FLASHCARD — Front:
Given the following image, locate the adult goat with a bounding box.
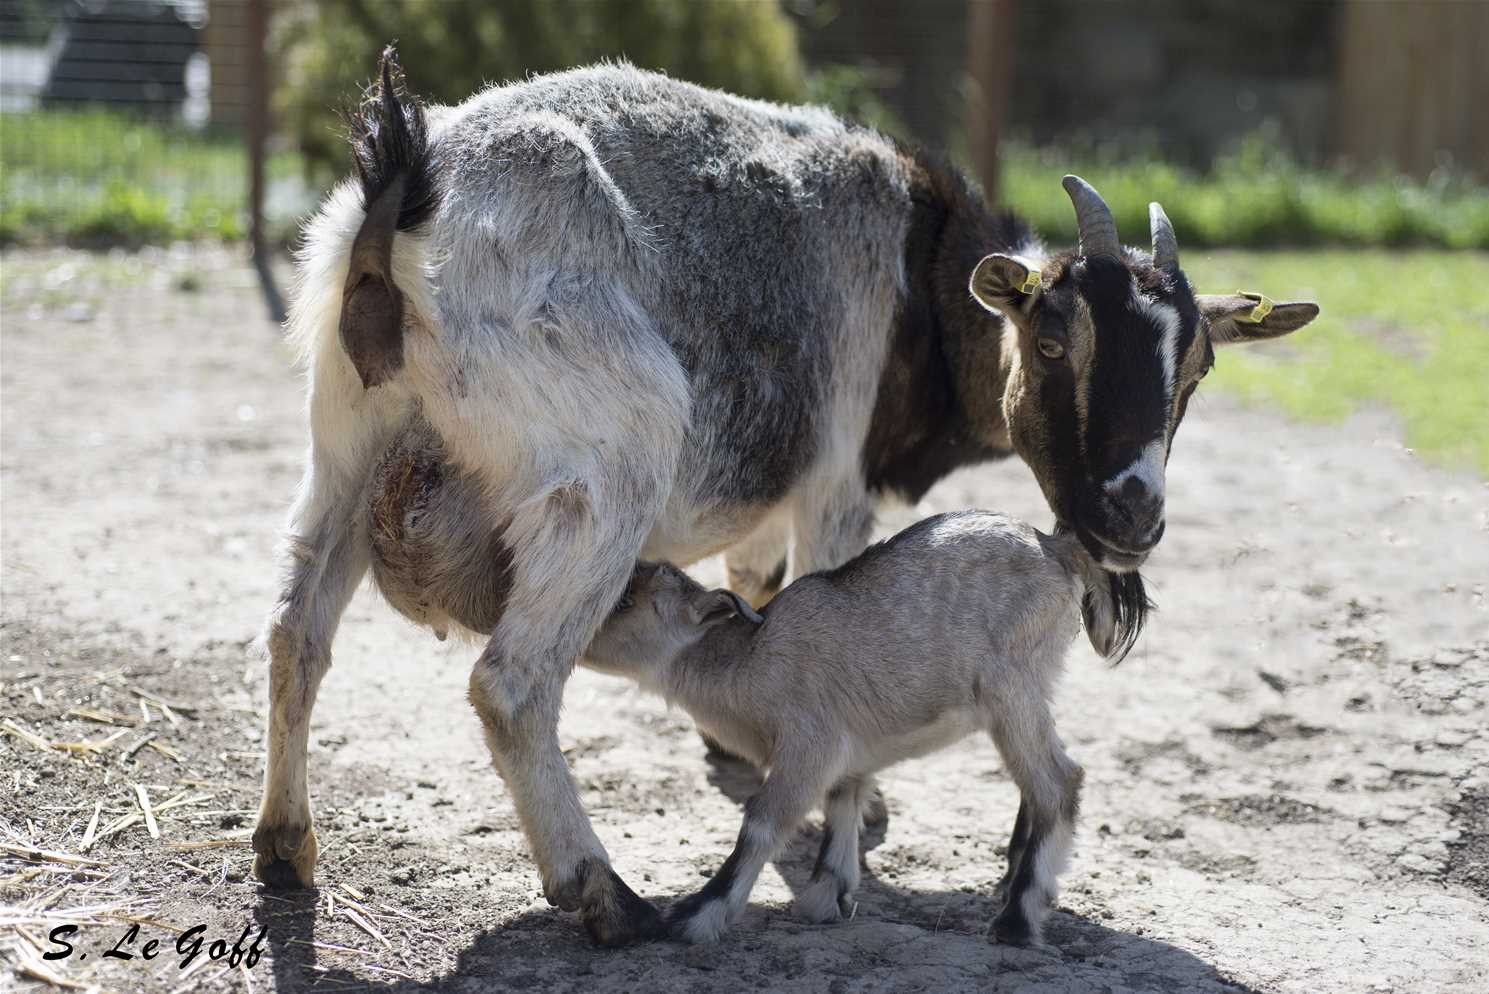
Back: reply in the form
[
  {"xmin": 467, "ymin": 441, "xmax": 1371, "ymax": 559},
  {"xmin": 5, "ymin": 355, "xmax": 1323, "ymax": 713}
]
[{"xmin": 253, "ymin": 50, "xmax": 1319, "ymax": 945}]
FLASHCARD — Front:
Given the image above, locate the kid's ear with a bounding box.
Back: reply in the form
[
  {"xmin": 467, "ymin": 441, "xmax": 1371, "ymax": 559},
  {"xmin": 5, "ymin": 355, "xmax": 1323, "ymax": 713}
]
[
  {"xmin": 687, "ymin": 589, "xmax": 764, "ymax": 628},
  {"xmin": 1198, "ymin": 292, "xmax": 1319, "ymax": 346},
  {"xmin": 969, "ymin": 254, "xmax": 1042, "ymax": 313}
]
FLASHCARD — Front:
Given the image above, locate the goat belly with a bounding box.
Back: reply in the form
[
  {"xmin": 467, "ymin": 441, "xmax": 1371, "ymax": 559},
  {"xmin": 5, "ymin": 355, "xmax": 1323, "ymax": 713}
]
[{"xmin": 852, "ymin": 707, "xmax": 983, "ymax": 772}]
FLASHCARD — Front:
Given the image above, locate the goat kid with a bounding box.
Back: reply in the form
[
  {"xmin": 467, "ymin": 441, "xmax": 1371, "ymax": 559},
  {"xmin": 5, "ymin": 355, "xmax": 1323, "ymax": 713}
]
[{"xmin": 584, "ymin": 511, "xmax": 1145, "ymax": 946}]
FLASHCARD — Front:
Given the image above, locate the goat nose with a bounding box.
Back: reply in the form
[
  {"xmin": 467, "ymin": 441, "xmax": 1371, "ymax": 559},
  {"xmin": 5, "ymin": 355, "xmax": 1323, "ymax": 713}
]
[
  {"xmin": 1119, "ymin": 475, "xmax": 1148, "ymax": 506},
  {"xmin": 1112, "ymin": 475, "xmax": 1164, "ymax": 535}
]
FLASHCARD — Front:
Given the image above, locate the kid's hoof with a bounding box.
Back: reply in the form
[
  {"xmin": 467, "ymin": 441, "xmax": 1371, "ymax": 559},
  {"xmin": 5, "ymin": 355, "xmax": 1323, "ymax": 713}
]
[
  {"xmin": 862, "ymin": 787, "xmax": 890, "ymax": 829},
  {"xmin": 577, "ymin": 860, "xmax": 666, "ymax": 946},
  {"xmin": 667, "ymin": 893, "xmax": 730, "ymax": 944},
  {"xmin": 795, "ymin": 877, "xmax": 853, "ymax": 924},
  {"xmin": 251, "ymin": 822, "xmax": 318, "ymax": 890}
]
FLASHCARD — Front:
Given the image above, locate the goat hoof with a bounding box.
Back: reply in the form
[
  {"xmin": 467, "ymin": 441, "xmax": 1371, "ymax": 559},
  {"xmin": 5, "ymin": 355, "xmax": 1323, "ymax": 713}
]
[
  {"xmin": 989, "ymin": 907, "xmax": 1037, "ymax": 947},
  {"xmin": 795, "ymin": 877, "xmax": 847, "ymax": 924},
  {"xmin": 542, "ymin": 872, "xmax": 584, "ymax": 912},
  {"xmin": 862, "ymin": 787, "xmax": 890, "ymax": 829},
  {"xmin": 251, "ymin": 822, "xmax": 318, "ymax": 889},
  {"xmin": 667, "ymin": 893, "xmax": 730, "ymax": 944},
  {"xmin": 577, "ymin": 861, "xmax": 665, "ymax": 946}
]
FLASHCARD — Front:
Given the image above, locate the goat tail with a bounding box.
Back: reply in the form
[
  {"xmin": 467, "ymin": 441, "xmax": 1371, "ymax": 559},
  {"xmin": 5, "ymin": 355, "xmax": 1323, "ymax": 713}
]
[
  {"xmin": 336, "ymin": 45, "xmax": 438, "ymax": 389},
  {"xmin": 347, "ymin": 45, "xmax": 438, "ymax": 234},
  {"xmin": 1053, "ymin": 528, "xmax": 1154, "ymax": 664}
]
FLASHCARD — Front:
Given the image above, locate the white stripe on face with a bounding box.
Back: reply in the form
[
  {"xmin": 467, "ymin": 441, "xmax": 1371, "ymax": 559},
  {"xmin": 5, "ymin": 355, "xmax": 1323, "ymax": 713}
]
[
  {"xmin": 1132, "ymin": 289, "xmax": 1181, "ymax": 402},
  {"xmin": 1103, "ymin": 438, "xmax": 1167, "ymax": 504}
]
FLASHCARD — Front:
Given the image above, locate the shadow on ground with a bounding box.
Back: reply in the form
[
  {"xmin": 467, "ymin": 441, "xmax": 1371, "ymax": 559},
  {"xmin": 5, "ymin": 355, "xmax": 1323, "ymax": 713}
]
[
  {"xmin": 253, "ymin": 751, "xmax": 1256, "ymax": 994},
  {"xmin": 253, "ymin": 880, "xmax": 1257, "ymax": 994}
]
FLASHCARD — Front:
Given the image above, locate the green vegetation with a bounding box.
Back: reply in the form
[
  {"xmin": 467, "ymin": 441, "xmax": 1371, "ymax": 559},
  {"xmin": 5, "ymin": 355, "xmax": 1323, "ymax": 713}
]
[
  {"xmin": 0, "ymin": 110, "xmax": 302, "ymax": 246},
  {"xmin": 999, "ymin": 133, "xmax": 1489, "ymax": 251},
  {"xmin": 7, "ymin": 98, "xmax": 1484, "ymax": 252},
  {"xmin": 1185, "ymin": 250, "xmax": 1489, "ymax": 476},
  {"xmin": 276, "ymin": 0, "xmax": 807, "ymax": 174}
]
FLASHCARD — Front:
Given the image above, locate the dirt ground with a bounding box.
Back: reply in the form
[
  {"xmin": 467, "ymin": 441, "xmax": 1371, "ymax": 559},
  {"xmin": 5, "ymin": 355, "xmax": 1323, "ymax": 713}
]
[{"xmin": 2, "ymin": 245, "xmax": 1486, "ymax": 994}]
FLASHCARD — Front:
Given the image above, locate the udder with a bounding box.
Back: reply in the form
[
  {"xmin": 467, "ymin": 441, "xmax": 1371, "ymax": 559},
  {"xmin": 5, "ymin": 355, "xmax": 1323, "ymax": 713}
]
[{"xmin": 366, "ymin": 419, "xmax": 513, "ymax": 637}]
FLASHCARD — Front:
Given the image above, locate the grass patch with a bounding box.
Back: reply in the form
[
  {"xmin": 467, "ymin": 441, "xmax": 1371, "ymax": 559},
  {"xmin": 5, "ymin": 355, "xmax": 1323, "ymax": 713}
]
[
  {"xmin": 1000, "ymin": 134, "xmax": 1489, "ymax": 251},
  {"xmin": 1184, "ymin": 249, "xmax": 1489, "ymax": 476},
  {"xmin": 0, "ymin": 110, "xmax": 305, "ymax": 246},
  {"xmin": 5, "ymin": 107, "xmax": 1487, "ymax": 252}
]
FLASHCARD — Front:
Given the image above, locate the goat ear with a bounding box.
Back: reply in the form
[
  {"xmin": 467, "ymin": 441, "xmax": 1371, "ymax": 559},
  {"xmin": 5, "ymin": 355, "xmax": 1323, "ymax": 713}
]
[
  {"xmin": 969, "ymin": 253, "xmax": 1041, "ymax": 313},
  {"xmin": 1198, "ymin": 293, "xmax": 1319, "ymax": 346},
  {"xmin": 688, "ymin": 589, "xmax": 763, "ymax": 628}
]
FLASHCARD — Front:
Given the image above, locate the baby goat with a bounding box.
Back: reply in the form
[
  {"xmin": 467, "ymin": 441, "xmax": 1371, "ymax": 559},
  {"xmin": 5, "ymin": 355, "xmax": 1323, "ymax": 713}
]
[{"xmin": 584, "ymin": 510, "xmax": 1147, "ymax": 945}]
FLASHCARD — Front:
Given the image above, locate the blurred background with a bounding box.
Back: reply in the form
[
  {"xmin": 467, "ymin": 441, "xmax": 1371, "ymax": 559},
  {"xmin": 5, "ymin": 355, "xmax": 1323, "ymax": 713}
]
[{"xmin": 1, "ymin": 0, "xmax": 1486, "ymax": 473}]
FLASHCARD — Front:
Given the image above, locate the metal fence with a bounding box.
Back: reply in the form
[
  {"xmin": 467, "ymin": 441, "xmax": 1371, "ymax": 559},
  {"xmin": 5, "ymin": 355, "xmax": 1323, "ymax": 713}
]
[{"xmin": 0, "ymin": 0, "xmax": 287, "ymax": 257}]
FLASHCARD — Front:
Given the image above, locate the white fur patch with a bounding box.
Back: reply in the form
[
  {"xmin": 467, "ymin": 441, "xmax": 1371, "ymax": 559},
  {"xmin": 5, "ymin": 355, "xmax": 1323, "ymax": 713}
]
[
  {"xmin": 1132, "ymin": 289, "xmax": 1181, "ymax": 402},
  {"xmin": 1104, "ymin": 438, "xmax": 1167, "ymax": 506},
  {"xmin": 681, "ymin": 898, "xmax": 732, "ymax": 944},
  {"xmin": 1019, "ymin": 815, "xmax": 1075, "ymax": 942}
]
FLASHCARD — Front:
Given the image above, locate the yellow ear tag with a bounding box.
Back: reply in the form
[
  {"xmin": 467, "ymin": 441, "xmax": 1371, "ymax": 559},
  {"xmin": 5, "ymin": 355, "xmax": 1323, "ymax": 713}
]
[
  {"xmin": 1236, "ymin": 291, "xmax": 1274, "ymax": 324},
  {"xmin": 1019, "ymin": 268, "xmax": 1042, "ymax": 295}
]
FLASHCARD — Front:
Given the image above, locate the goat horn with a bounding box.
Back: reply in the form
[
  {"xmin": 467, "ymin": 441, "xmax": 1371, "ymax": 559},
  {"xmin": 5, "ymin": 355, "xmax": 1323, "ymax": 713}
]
[
  {"xmin": 1149, "ymin": 202, "xmax": 1179, "ymax": 270},
  {"xmin": 1062, "ymin": 175, "xmax": 1121, "ymax": 259}
]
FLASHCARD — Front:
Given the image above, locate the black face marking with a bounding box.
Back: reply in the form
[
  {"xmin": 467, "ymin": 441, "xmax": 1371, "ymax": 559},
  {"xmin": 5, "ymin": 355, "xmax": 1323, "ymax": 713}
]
[
  {"xmin": 1077, "ymin": 257, "xmax": 1174, "ymax": 479},
  {"xmin": 1009, "ymin": 252, "xmax": 1205, "ymax": 567}
]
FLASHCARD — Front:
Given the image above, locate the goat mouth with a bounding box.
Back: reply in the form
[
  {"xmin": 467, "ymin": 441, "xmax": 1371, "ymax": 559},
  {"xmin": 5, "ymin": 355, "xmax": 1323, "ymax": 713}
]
[{"xmin": 1069, "ymin": 521, "xmax": 1156, "ymax": 572}]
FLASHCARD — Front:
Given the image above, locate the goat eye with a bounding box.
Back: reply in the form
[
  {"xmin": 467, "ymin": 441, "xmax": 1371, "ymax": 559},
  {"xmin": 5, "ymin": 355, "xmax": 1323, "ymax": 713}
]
[{"xmin": 1037, "ymin": 338, "xmax": 1066, "ymax": 360}]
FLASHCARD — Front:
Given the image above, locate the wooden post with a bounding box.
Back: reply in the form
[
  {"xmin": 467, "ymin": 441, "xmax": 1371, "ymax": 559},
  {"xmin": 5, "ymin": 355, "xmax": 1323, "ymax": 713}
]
[
  {"xmin": 246, "ymin": 0, "xmax": 268, "ymax": 258},
  {"xmin": 1332, "ymin": 0, "xmax": 1489, "ymax": 178},
  {"xmin": 965, "ymin": 0, "xmax": 1019, "ymax": 204},
  {"xmin": 244, "ymin": 0, "xmax": 283, "ymax": 321}
]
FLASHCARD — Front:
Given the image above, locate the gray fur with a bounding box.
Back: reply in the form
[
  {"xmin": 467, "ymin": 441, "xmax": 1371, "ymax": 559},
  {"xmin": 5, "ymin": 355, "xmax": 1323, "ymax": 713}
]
[
  {"xmin": 428, "ymin": 66, "xmax": 910, "ymax": 525},
  {"xmin": 584, "ymin": 510, "xmax": 1103, "ymax": 945}
]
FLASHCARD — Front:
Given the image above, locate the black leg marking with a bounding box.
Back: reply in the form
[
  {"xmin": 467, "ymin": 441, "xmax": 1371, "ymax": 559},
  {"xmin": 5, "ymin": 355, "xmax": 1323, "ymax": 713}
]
[
  {"xmin": 994, "ymin": 799, "xmax": 1030, "ymax": 903},
  {"xmin": 810, "ymin": 823, "xmax": 836, "ymax": 881},
  {"xmin": 991, "ymin": 811, "xmax": 1050, "ymax": 946},
  {"xmin": 667, "ymin": 844, "xmax": 744, "ymax": 930}
]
